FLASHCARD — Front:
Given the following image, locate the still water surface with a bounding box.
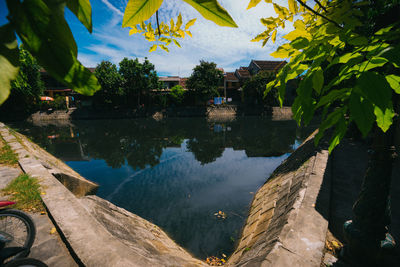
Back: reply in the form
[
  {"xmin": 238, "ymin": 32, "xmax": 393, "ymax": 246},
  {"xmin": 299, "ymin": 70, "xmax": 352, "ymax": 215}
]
[{"xmin": 12, "ymin": 117, "xmax": 310, "ymax": 259}]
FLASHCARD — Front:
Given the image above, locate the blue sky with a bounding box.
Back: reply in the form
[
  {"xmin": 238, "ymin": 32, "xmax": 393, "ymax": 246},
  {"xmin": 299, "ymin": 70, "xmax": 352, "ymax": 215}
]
[{"xmin": 0, "ymin": 0, "xmax": 292, "ymax": 76}]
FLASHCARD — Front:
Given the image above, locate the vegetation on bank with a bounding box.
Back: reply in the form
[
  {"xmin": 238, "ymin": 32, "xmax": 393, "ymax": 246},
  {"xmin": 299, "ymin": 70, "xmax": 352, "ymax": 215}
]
[
  {"xmin": 2, "ymin": 173, "xmax": 45, "ymax": 212},
  {"xmin": 0, "ymin": 137, "xmax": 18, "ymax": 166}
]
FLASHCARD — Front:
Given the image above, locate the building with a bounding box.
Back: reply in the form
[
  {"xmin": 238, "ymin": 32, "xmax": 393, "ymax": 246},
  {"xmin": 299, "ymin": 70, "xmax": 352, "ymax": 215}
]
[
  {"xmin": 247, "ymin": 60, "xmax": 286, "ymax": 75},
  {"xmin": 159, "ymin": 76, "xmax": 181, "ymax": 89}
]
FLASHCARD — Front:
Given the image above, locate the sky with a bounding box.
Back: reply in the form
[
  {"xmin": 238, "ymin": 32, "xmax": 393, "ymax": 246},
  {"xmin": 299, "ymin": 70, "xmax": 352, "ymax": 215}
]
[{"xmin": 0, "ymin": 0, "xmax": 293, "ymax": 76}]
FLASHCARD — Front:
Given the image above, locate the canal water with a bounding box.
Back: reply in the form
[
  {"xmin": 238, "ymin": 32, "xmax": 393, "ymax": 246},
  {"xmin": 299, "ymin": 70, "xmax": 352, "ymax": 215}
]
[{"xmin": 11, "ymin": 117, "xmax": 311, "ymax": 259}]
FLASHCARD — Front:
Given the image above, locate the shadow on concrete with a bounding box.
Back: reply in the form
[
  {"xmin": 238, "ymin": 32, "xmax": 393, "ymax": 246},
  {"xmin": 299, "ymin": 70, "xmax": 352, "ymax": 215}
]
[{"xmin": 315, "ymin": 138, "xmax": 400, "ymax": 266}]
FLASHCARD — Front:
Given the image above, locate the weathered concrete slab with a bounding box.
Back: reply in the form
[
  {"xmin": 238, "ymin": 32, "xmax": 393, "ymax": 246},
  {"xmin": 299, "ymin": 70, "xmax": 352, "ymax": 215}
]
[
  {"xmin": 227, "ymin": 133, "xmax": 330, "ymax": 267},
  {"xmin": 0, "ymin": 166, "xmax": 21, "ymax": 190},
  {"xmin": 1, "ymin": 123, "xmax": 207, "ymax": 267}
]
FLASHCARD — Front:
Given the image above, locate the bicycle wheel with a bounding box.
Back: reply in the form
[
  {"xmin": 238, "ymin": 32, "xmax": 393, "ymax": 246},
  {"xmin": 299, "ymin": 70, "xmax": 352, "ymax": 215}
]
[
  {"xmin": 0, "ymin": 209, "xmax": 36, "ymax": 259},
  {"xmin": 3, "ymin": 258, "xmax": 48, "ymax": 267}
]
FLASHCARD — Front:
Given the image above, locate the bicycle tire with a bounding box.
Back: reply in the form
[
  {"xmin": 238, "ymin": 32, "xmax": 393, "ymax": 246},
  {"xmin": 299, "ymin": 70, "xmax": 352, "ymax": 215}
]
[
  {"xmin": 3, "ymin": 258, "xmax": 48, "ymax": 267},
  {"xmin": 0, "ymin": 209, "xmax": 36, "ymax": 259}
]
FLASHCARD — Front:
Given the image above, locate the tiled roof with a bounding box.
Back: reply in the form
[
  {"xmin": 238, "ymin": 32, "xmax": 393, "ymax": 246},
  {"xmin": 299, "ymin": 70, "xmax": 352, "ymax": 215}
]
[
  {"xmin": 239, "ymin": 66, "xmax": 249, "ymax": 70},
  {"xmin": 159, "ymin": 76, "xmax": 181, "ymax": 82},
  {"xmin": 225, "ymin": 72, "xmax": 239, "ymax": 82},
  {"xmin": 252, "ymin": 60, "xmax": 286, "ymax": 72},
  {"xmin": 235, "ymin": 69, "xmax": 251, "ymax": 79}
]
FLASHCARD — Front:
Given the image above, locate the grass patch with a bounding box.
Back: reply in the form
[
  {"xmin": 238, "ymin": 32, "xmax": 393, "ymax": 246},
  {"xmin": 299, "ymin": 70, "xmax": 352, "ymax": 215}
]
[
  {"xmin": 0, "ymin": 138, "xmax": 18, "ymax": 166},
  {"xmin": 2, "ymin": 174, "xmax": 45, "ymax": 212}
]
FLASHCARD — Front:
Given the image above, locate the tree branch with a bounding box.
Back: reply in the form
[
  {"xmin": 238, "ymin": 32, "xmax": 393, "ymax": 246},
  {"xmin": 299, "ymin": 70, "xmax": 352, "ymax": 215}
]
[
  {"xmin": 296, "ymin": 0, "xmax": 342, "ymax": 28},
  {"xmin": 156, "ymin": 10, "xmax": 161, "ymax": 37},
  {"xmin": 314, "ymin": 0, "xmax": 328, "ymax": 13}
]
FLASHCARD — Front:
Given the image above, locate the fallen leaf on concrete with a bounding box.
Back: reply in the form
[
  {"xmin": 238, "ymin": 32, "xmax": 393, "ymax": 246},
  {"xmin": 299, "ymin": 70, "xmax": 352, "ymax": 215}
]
[
  {"xmin": 40, "ymin": 211, "xmax": 46, "ymax": 215},
  {"xmin": 50, "ymin": 227, "xmax": 57, "ymax": 234}
]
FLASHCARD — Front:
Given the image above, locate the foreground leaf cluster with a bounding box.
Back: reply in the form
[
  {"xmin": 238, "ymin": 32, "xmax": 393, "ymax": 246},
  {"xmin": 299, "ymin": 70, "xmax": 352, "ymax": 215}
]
[
  {"xmin": 1, "ymin": 0, "xmax": 100, "ymax": 105},
  {"xmin": 250, "ymin": 0, "xmax": 400, "ymax": 152},
  {"xmin": 123, "ymin": 0, "xmax": 237, "ymax": 52}
]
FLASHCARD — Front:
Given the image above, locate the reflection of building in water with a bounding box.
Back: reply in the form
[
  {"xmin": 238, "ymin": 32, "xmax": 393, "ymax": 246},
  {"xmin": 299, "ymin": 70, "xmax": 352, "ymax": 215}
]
[{"xmin": 46, "ymin": 128, "xmax": 89, "ymax": 162}]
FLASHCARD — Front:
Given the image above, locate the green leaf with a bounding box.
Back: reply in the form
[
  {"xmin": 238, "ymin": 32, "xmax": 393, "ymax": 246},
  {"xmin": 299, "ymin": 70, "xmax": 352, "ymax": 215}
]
[
  {"xmin": 122, "ymin": 0, "xmax": 164, "ymax": 27},
  {"xmin": 330, "ymin": 52, "xmax": 363, "ymax": 65},
  {"xmin": 185, "ymin": 18, "xmax": 197, "ymax": 29},
  {"xmin": 182, "ymin": 0, "xmax": 238, "ymax": 27},
  {"xmin": 312, "ymin": 67, "xmax": 324, "ymax": 94},
  {"xmin": 374, "ymin": 106, "xmax": 394, "ymax": 132},
  {"xmin": 0, "ymin": 24, "xmax": 19, "ymax": 105},
  {"xmin": 271, "ymin": 30, "xmax": 277, "ymax": 43},
  {"xmin": 149, "ymin": 44, "xmax": 157, "ymax": 52},
  {"xmin": 315, "ymin": 107, "xmax": 345, "ymax": 146},
  {"xmin": 349, "ymin": 92, "xmax": 374, "ymax": 137},
  {"xmin": 357, "ymin": 57, "xmax": 388, "ymax": 71},
  {"xmin": 176, "ymin": 13, "xmax": 183, "ymax": 29},
  {"xmin": 247, "ymin": 0, "xmax": 262, "ymax": 9},
  {"xmin": 64, "ymin": 61, "xmax": 100, "ymax": 95},
  {"xmin": 67, "ymin": 0, "xmax": 92, "ymax": 33},
  {"xmin": 173, "ymin": 39, "xmax": 181, "ymax": 48},
  {"xmin": 328, "ymin": 116, "xmax": 347, "ymax": 154},
  {"xmin": 160, "ymin": 45, "xmax": 169, "ymax": 52},
  {"xmin": 288, "ymin": 0, "xmax": 298, "ymax": 14},
  {"xmin": 273, "ymin": 3, "xmax": 288, "ymax": 19},
  {"xmin": 316, "ymin": 88, "xmax": 350, "ymax": 108},
  {"xmin": 291, "ymin": 37, "xmax": 309, "ymax": 49},
  {"xmin": 356, "ymin": 72, "xmax": 392, "ymax": 111},
  {"xmin": 385, "ymin": 75, "xmax": 400, "ymax": 94},
  {"xmin": 270, "ymin": 44, "xmax": 292, "ymax": 58},
  {"xmin": 380, "ymin": 44, "xmax": 400, "ymax": 68},
  {"xmin": 7, "ymin": 0, "xmax": 100, "ymax": 96},
  {"xmin": 348, "ymin": 35, "xmax": 368, "ymax": 46}
]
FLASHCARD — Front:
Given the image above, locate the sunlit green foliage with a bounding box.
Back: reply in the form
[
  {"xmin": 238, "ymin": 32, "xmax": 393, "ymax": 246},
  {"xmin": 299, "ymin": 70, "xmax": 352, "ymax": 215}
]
[
  {"xmin": 94, "ymin": 61, "xmax": 123, "ymax": 107},
  {"xmin": 242, "ymin": 71, "xmax": 278, "ymax": 106},
  {"xmin": 119, "ymin": 57, "xmax": 160, "ymax": 107},
  {"xmin": 129, "ymin": 14, "xmax": 197, "ymax": 52},
  {"xmin": 3, "ymin": 48, "xmax": 44, "ymax": 113},
  {"xmin": 170, "ymin": 85, "xmax": 186, "ymax": 105},
  {"xmin": 123, "ymin": 0, "xmax": 237, "ymax": 52},
  {"xmin": 249, "ymin": 0, "xmax": 400, "ymax": 153},
  {"xmin": 186, "ymin": 61, "xmax": 224, "ymax": 104},
  {"xmin": 1, "ymin": 0, "xmax": 99, "ymax": 106}
]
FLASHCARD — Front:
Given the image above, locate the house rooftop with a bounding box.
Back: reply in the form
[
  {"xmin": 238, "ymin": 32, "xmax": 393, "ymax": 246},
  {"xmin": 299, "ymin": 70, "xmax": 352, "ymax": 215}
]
[
  {"xmin": 235, "ymin": 69, "xmax": 251, "ymax": 79},
  {"xmin": 251, "ymin": 60, "xmax": 286, "ymax": 72},
  {"xmin": 225, "ymin": 72, "xmax": 239, "ymax": 82}
]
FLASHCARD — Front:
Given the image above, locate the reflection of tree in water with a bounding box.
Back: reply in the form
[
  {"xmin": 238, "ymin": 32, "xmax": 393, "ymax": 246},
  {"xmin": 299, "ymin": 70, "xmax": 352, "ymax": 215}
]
[
  {"xmin": 186, "ymin": 137, "xmax": 225, "ymax": 165},
  {"xmin": 13, "ymin": 117, "xmax": 311, "ymax": 169}
]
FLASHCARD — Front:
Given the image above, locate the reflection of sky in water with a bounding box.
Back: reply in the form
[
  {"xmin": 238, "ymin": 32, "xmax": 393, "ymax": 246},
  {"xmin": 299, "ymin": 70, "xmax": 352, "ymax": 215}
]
[
  {"xmin": 11, "ymin": 117, "xmax": 315, "ymax": 259},
  {"xmin": 67, "ymin": 140, "xmax": 289, "ymax": 258}
]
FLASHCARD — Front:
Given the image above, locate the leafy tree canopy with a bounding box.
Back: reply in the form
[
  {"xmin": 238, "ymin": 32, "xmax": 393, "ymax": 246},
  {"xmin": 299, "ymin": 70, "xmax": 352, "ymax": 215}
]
[
  {"xmin": 243, "ymin": 71, "xmax": 278, "ymax": 106},
  {"xmin": 186, "ymin": 60, "xmax": 224, "ymax": 103},
  {"xmin": 93, "ymin": 61, "xmax": 123, "ymax": 106},
  {"xmin": 170, "ymin": 85, "xmax": 186, "ymax": 104},
  {"xmin": 1, "ymin": 47, "xmax": 44, "ymax": 112},
  {"xmin": 249, "ymin": 0, "xmax": 400, "ymax": 152},
  {"xmin": 119, "ymin": 57, "xmax": 160, "ymax": 106}
]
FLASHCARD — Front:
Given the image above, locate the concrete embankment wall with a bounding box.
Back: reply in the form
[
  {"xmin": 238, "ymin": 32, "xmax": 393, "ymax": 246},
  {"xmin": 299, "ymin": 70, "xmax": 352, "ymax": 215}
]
[
  {"xmin": 0, "ymin": 122, "xmax": 329, "ymax": 267},
  {"xmin": 27, "ymin": 106, "xmax": 293, "ymax": 122}
]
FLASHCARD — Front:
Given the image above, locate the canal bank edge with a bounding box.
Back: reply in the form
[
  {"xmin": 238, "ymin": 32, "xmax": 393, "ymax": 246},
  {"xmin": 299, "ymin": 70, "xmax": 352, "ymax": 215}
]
[
  {"xmin": 0, "ymin": 122, "xmax": 329, "ymax": 267},
  {"xmin": 26, "ymin": 106, "xmax": 293, "ymax": 122}
]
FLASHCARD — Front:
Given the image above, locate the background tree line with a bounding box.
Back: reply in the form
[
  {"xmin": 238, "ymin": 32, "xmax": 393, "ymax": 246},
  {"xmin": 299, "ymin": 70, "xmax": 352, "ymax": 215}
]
[{"xmin": 0, "ymin": 48, "xmax": 282, "ymax": 117}]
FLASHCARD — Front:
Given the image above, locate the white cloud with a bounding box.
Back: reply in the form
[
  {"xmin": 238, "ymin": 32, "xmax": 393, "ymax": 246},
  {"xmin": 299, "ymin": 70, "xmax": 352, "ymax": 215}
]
[{"xmin": 80, "ymin": 0, "xmax": 292, "ymax": 76}]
